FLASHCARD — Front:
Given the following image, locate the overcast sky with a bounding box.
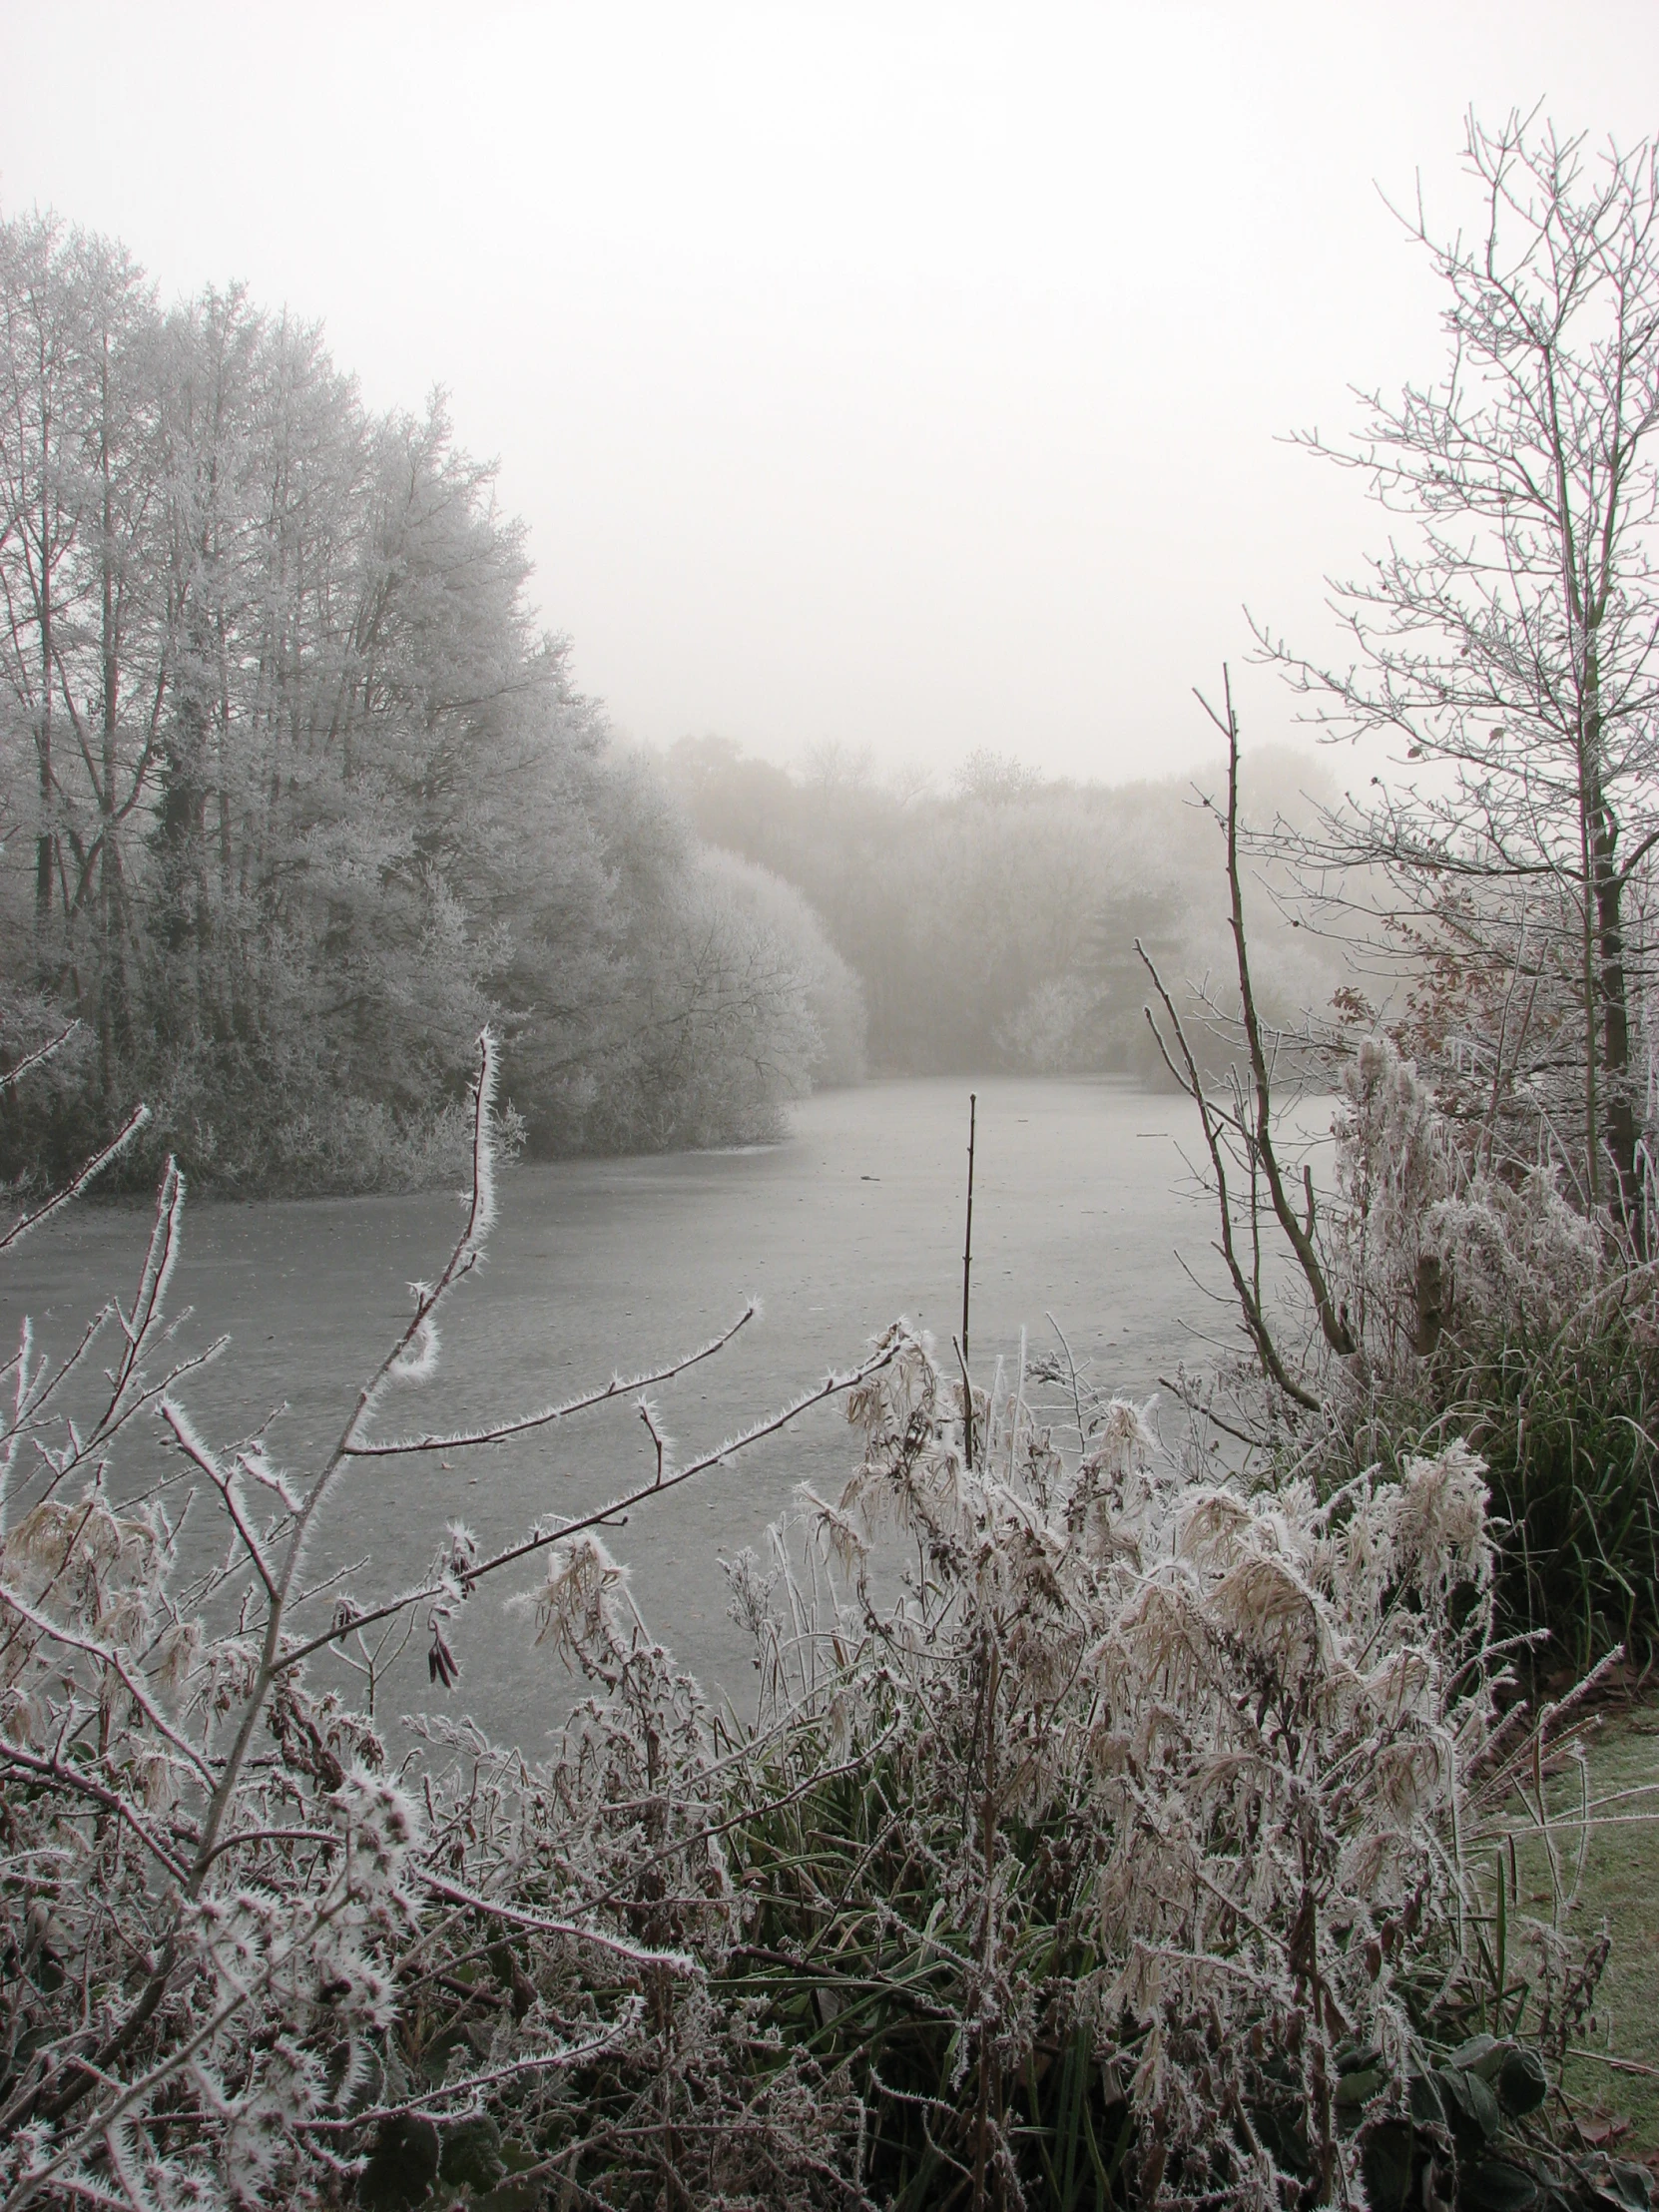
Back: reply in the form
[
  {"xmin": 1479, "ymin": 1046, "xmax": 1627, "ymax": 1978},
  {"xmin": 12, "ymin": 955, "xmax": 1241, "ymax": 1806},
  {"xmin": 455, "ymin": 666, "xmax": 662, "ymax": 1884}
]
[{"xmin": 3, "ymin": 2, "xmax": 1657, "ymax": 784}]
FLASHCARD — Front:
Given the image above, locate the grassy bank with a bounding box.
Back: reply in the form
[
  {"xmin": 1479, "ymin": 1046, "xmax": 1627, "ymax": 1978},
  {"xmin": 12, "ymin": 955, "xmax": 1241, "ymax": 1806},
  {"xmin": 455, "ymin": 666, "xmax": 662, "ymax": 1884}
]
[{"xmin": 1497, "ymin": 1707, "xmax": 1659, "ymax": 2156}]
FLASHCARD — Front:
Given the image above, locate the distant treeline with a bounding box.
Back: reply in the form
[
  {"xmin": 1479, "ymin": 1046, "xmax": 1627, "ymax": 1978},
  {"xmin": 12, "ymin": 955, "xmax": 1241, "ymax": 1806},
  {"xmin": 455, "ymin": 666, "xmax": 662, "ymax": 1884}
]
[
  {"xmin": 666, "ymin": 738, "xmax": 1346, "ymax": 1080},
  {"xmin": 0, "ymin": 215, "xmax": 860, "ymax": 1190}
]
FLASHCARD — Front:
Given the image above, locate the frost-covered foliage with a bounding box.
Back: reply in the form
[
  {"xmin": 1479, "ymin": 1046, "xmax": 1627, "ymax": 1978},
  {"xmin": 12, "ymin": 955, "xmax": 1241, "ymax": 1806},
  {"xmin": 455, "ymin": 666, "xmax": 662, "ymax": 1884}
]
[
  {"xmin": 997, "ymin": 975, "xmax": 1109, "ymax": 1074},
  {"xmin": 1233, "ymin": 1033, "xmax": 1658, "ymax": 1670},
  {"xmin": 0, "ymin": 215, "xmax": 863, "ymax": 1195},
  {"xmin": 666, "ymin": 734, "xmax": 1349, "ymax": 1082},
  {"xmin": 0, "ymin": 1028, "xmax": 1617, "ymax": 2211},
  {"xmin": 568, "ymin": 845, "xmax": 866, "ymax": 1152},
  {"xmin": 1423, "ymin": 1175, "xmax": 1605, "ymax": 1348},
  {"xmin": 0, "ymin": 1028, "xmax": 894, "ymax": 2209},
  {"xmin": 695, "ymin": 849, "xmax": 868, "ymax": 1092},
  {"xmin": 709, "ymin": 1327, "xmax": 1556, "ymax": 2212},
  {"xmin": 1330, "ymin": 1035, "xmax": 1606, "ymax": 1373}
]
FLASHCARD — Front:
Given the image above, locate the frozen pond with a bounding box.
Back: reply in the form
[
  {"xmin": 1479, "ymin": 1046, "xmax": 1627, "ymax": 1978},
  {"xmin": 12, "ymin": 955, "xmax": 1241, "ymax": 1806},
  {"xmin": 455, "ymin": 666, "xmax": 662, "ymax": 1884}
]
[{"xmin": 3, "ymin": 1076, "xmax": 1247, "ymax": 1746}]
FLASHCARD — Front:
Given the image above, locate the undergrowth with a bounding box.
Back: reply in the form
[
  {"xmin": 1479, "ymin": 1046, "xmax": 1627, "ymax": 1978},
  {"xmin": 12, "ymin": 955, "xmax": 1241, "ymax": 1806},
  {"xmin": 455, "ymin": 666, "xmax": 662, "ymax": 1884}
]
[
  {"xmin": 0, "ymin": 1023, "xmax": 1649, "ymax": 2209},
  {"xmin": 1315, "ymin": 1036, "xmax": 1659, "ymax": 1682}
]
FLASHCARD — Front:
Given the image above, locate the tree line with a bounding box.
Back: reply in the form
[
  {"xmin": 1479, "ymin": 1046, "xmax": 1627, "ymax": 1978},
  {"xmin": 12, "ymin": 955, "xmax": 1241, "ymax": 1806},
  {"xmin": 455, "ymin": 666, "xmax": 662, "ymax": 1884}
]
[
  {"xmin": 0, "ymin": 207, "xmax": 1356, "ymax": 1204},
  {"xmin": 666, "ymin": 734, "xmax": 1348, "ymax": 1083},
  {"xmin": 0, "ymin": 215, "xmax": 861, "ymax": 1192}
]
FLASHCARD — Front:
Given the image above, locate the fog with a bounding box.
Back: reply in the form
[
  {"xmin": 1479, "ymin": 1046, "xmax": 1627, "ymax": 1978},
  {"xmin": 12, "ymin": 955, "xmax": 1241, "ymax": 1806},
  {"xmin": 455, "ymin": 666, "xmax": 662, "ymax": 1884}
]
[{"xmin": 4, "ymin": 1, "xmax": 1657, "ymax": 782}]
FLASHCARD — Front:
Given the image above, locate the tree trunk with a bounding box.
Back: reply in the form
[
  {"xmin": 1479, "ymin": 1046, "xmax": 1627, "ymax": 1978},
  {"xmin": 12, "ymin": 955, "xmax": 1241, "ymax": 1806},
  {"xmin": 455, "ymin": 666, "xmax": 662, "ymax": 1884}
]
[
  {"xmin": 97, "ymin": 325, "xmax": 130, "ymax": 1098},
  {"xmin": 1591, "ymin": 783, "xmax": 1642, "ymax": 1234},
  {"xmin": 34, "ymin": 722, "xmax": 53, "ymax": 939},
  {"xmin": 35, "ymin": 392, "xmax": 54, "ymax": 942}
]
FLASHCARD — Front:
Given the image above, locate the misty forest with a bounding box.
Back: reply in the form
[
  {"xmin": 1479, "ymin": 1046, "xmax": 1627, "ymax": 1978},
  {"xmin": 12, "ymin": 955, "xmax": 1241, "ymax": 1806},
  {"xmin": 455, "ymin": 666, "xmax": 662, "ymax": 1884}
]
[{"xmin": 8, "ymin": 99, "xmax": 1659, "ymax": 2212}]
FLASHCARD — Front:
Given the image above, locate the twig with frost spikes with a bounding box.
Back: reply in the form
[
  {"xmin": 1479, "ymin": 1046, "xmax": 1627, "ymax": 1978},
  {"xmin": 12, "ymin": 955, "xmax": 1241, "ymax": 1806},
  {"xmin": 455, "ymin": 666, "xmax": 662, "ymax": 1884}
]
[
  {"xmin": 293, "ymin": 2015, "xmax": 644, "ymax": 2132},
  {"xmin": 343, "ymin": 1303, "xmax": 756, "ymax": 1456},
  {"xmin": 0, "ymin": 1105, "xmax": 149, "ymax": 1256},
  {"xmin": 417, "ymin": 1873, "xmax": 698, "ymax": 1974},
  {"xmin": 1157, "ymin": 1372, "xmax": 1273, "ymax": 1453},
  {"xmin": 1043, "ymin": 1312, "xmax": 1090, "ymax": 1455},
  {"xmin": 0, "ymin": 1024, "xmax": 143, "ymax": 1251},
  {"xmin": 0, "ymin": 1876, "xmax": 389, "ymax": 2212},
  {"xmin": 276, "ymin": 1336, "xmax": 902, "ymax": 1672},
  {"xmin": 0, "ymin": 1310, "xmax": 116, "ymax": 1527},
  {"xmin": 12, "ymin": 1168, "xmax": 227, "ymax": 1517},
  {"xmin": 158, "ymin": 1402, "xmax": 277, "ymax": 1598},
  {"xmin": 0, "ymin": 1587, "xmax": 217, "ymax": 1784},
  {"xmin": 0, "ymin": 1167, "xmax": 205, "ymax": 1525},
  {"xmin": 0, "ymin": 1742, "xmax": 191, "ymax": 1882},
  {"xmin": 113, "ymin": 1159, "xmax": 185, "ymax": 1353},
  {"xmin": 0, "ymin": 1021, "xmax": 80, "ymax": 1097},
  {"xmin": 638, "ymin": 1398, "xmax": 670, "ymax": 1483},
  {"xmin": 180, "ymin": 1030, "xmax": 510, "ymax": 1898},
  {"xmin": 24, "ymin": 1336, "xmax": 226, "ymax": 1512}
]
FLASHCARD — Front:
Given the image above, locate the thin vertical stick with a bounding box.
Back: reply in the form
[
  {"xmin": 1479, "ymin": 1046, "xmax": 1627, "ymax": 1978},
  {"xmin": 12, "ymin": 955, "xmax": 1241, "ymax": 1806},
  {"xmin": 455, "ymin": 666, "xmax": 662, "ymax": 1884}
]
[
  {"xmin": 954, "ymin": 1337, "xmax": 975, "ymax": 1475},
  {"xmin": 961, "ymin": 1092, "xmax": 976, "ymax": 1365},
  {"xmin": 959, "ymin": 1092, "xmax": 978, "ymax": 1473},
  {"xmin": 1010, "ymin": 1324, "xmax": 1026, "ymax": 1484}
]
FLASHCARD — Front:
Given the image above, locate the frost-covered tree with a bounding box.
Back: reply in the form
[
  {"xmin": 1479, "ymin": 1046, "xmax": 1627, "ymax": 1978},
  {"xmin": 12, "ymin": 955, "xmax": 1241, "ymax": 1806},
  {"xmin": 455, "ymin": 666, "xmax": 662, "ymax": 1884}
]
[
  {"xmin": 0, "ymin": 216, "xmax": 852, "ymax": 1187},
  {"xmin": 1260, "ymin": 111, "xmax": 1659, "ymax": 1223}
]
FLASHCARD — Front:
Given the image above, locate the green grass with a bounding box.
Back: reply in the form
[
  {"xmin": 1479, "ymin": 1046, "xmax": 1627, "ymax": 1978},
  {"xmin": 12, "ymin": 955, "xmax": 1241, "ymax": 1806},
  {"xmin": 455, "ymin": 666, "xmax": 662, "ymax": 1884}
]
[
  {"xmin": 1498, "ymin": 1707, "xmax": 1659, "ymax": 2154},
  {"xmin": 1462, "ymin": 1330, "xmax": 1659, "ymax": 1676}
]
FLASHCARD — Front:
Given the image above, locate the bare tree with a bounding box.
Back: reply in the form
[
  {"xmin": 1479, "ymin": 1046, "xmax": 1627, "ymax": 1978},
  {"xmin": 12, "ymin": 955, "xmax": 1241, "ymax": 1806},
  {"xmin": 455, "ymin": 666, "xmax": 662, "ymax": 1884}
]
[
  {"xmin": 1139, "ymin": 672, "xmax": 1351, "ymax": 1418},
  {"xmin": 1257, "ymin": 109, "xmax": 1659, "ymax": 1225}
]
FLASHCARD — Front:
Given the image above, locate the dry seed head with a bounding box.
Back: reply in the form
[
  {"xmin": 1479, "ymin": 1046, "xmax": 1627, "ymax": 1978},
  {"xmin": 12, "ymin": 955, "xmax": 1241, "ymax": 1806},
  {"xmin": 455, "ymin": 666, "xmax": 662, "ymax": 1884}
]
[
  {"xmin": 154, "ymin": 1616, "xmax": 203, "ymax": 1694},
  {"xmin": 1390, "ymin": 1439, "xmax": 1491, "ymax": 1604},
  {"xmin": 519, "ymin": 1531, "xmax": 631, "ymax": 1669}
]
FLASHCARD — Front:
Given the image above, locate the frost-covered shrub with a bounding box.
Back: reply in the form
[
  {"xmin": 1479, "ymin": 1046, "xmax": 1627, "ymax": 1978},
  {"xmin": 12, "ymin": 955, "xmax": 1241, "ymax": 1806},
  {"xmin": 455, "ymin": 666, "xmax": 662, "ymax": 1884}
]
[
  {"xmin": 998, "ymin": 975, "xmax": 1109, "ymax": 1073},
  {"xmin": 1423, "ymin": 1169, "xmax": 1605, "ymax": 1345},
  {"xmin": 149, "ymin": 1060, "xmax": 505, "ymax": 1195},
  {"xmin": 0, "ymin": 1027, "xmax": 1615, "ymax": 2211},
  {"xmin": 1330, "ymin": 1034, "xmax": 1454, "ymax": 1363},
  {"xmin": 564, "ymin": 844, "xmax": 866, "ymax": 1154},
  {"xmin": 1309, "ymin": 1036, "xmax": 1659, "ymax": 1668},
  {"xmin": 707, "ymin": 1328, "xmax": 1566, "ymax": 2212},
  {"xmin": 697, "ymin": 848, "xmax": 868, "ymax": 1090},
  {"xmin": 1331, "ymin": 1035, "xmax": 1605, "ymax": 1369},
  {"xmin": 0, "ymin": 1029, "xmax": 893, "ymax": 2209}
]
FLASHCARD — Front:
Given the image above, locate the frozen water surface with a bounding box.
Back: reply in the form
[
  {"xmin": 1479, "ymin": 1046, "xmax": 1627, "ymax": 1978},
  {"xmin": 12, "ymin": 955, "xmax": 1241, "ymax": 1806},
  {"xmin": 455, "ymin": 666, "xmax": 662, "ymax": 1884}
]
[{"xmin": 2, "ymin": 1076, "xmax": 1243, "ymax": 1747}]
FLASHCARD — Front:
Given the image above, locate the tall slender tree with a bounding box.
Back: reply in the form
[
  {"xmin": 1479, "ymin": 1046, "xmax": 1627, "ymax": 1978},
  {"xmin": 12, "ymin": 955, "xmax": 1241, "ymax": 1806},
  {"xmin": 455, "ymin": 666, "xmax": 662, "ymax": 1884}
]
[{"xmin": 1260, "ymin": 110, "xmax": 1659, "ymax": 1223}]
